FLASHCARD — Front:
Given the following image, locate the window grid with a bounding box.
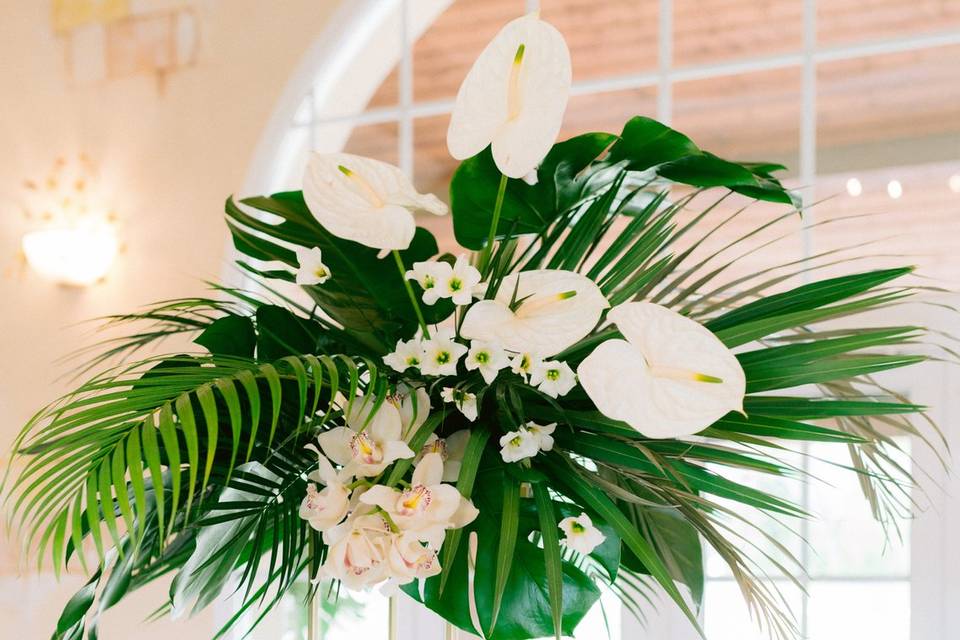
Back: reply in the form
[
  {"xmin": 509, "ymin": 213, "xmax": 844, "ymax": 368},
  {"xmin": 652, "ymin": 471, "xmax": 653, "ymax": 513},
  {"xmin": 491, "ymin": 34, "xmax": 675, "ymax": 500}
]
[{"xmin": 283, "ymin": 1, "xmax": 959, "ymax": 638}]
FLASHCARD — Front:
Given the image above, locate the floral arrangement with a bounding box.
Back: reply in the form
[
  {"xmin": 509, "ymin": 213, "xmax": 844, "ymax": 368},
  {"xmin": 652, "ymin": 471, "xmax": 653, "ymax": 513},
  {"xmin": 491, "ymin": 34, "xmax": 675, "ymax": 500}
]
[{"xmin": 4, "ymin": 12, "xmax": 943, "ymax": 640}]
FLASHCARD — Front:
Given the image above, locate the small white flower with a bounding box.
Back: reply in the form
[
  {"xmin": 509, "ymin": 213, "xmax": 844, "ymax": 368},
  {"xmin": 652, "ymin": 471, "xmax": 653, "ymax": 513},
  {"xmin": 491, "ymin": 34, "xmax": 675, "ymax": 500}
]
[
  {"xmin": 419, "ymin": 328, "xmax": 468, "ymax": 376},
  {"xmin": 383, "ymin": 338, "xmax": 424, "ymax": 372},
  {"xmin": 465, "ymin": 340, "xmax": 510, "ymax": 384},
  {"xmin": 441, "ymin": 387, "xmax": 479, "ymax": 422},
  {"xmin": 294, "ymin": 246, "xmax": 332, "ymax": 285},
  {"xmin": 524, "ymin": 421, "xmax": 556, "ymax": 452},
  {"xmin": 499, "ymin": 429, "xmax": 540, "ymax": 463},
  {"xmin": 530, "ymin": 360, "xmax": 576, "ymax": 398},
  {"xmin": 559, "ymin": 512, "xmax": 606, "ymax": 555},
  {"xmin": 510, "ymin": 351, "xmax": 542, "ymax": 382},
  {"xmin": 406, "ymin": 261, "xmax": 452, "ymax": 305},
  {"xmin": 443, "ymin": 255, "xmax": 483, "ymax": 306}
]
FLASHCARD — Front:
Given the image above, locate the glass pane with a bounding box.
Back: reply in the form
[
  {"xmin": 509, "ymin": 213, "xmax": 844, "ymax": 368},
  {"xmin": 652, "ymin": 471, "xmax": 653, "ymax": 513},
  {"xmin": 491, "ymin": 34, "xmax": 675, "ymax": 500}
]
[
  {"xmin": 541, "ymin": 0, "xmax": 658, "ymax": 80},
  {"xmin": 413, "ymin": 0, "xmax": 526, "ymax": 103},
  {"xmin": 673, "ymin": 67, "xmax": 803, "ymax": 177},
  {"xmin": 674, "ymin": 0, "xmax": 804, "ymax": 66},
  {"xmin": 704, "ymin": 580, "xmax": 802, "ymax": 640},
  {"xmin": 573, "ymin": 582, "xmax": 622, "ymax": 639},
  {"xmin": 818, "ymin": 0, "xmax": 960, "ymax": 46},
  {"xmin": 342, "ymin": 121, "xmax": 400, "ymax": 166},
  {"xmin": 807, "ymin": 581, "xmax": 910, "ymax": 640},
  {"xmin": 560, "ymin": 87, "xmax": 657, "ymax": 138},
  {"xmin": 413, "ymin": 113, "xmax": 458, "ymax": 253},
  {"xmin": 806, "ymin": 440, "xmax": 911, "ymax": 578},
  {"xmin": 318, "ymin": 587, "xmax": 391, "ymax": 640}
]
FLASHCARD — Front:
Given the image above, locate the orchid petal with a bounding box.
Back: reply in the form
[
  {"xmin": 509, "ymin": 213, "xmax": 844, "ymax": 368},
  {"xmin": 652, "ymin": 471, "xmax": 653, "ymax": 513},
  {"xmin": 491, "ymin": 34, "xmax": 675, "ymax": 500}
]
[
  {"xmin": 316, "ymin": 427, "xmax": 354, "ymax": 466},
  {"xmin": 412, "ymin": 452, "xmax": 445, "ymax": 487}
]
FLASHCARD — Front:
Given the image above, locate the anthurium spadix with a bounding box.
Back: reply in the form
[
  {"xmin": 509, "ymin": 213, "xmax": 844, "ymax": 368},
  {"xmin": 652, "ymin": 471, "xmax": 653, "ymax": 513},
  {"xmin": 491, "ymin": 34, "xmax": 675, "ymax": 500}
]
[
  {"xmin": 446, "ymin": 13, "xmax": 572, "ymax": 178},
  {"xmin": 303, "ymin": 152, "xmax": 447, "ymax": 251},
  {"xmin": 578, "ymin": 302, "xmax": 746, "ymax": 438},
  {"xmin": 460, "ymin": 269, "xmax": 609, "ymax": 356}
]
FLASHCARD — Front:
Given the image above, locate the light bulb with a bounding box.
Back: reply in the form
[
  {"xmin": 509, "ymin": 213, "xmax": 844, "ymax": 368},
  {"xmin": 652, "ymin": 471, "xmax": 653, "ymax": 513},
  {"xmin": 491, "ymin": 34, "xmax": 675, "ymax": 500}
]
[
  {"xmin": 22, "ymin": 222, "xmax": 118, "ymax": 286},
  {"xmin": 845, "ymin": 177, "xmax": 862, "ymax": 197},
  {"xmin": 949, "ymin": 174, "xmax": 960, "ymax": 194},
  {"xmin": 886, "ymin": 180, "xmax": 903, "ymax": 199}
]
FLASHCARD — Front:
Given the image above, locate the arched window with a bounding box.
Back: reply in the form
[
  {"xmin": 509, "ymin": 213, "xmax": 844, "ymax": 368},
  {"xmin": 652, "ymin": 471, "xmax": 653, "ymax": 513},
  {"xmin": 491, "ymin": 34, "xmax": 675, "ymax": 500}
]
[{"xmin": 242, "ymin": 1, "xmax": 960, "ymax": 638}]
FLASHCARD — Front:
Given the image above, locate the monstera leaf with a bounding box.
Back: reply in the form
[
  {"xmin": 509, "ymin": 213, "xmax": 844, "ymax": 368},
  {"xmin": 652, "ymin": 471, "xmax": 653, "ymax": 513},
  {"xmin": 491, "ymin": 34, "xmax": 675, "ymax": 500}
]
[{"xmin": 450, "ymin": 116, "xmax": 798, "ymax": 249}]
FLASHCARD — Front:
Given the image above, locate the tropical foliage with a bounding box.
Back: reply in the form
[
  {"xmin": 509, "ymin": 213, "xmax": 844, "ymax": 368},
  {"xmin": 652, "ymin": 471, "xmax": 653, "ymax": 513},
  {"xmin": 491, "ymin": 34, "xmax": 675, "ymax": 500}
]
[{"xmin": 2, "ymin": 11, "xmax": 946, "ymax": 640}]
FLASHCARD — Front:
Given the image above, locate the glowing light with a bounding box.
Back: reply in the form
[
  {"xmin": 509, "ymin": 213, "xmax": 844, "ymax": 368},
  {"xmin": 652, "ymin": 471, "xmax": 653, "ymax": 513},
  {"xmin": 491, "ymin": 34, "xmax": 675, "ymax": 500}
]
[
  {"xmin": 949, "ymin": 174, "xmax": 960, "ymax": 194},
  {"xmin": 22, "ymin": 222, "xmax": 118, "ymax": 286},
  {"xmin": 845, "ymin": 177, "xmax": 862, "ymax": 197},
  {"xmin": 886, "ymin": 180, "xmax": 903, "ymax": 199}
]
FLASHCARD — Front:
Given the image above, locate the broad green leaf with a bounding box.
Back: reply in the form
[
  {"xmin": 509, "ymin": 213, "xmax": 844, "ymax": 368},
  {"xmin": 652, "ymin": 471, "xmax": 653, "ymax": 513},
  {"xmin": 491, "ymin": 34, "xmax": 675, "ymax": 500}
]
[{"xmin": 194, "ymin": 315, "xmax": 256, "ymax": 358}]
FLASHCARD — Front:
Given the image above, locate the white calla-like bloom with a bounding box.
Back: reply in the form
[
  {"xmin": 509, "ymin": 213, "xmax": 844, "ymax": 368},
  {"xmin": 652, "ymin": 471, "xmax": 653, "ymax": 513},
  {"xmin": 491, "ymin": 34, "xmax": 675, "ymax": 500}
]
[
  {"xmin": 559, "ymin": 512, "xmax": 606, "ymax": 555},
  {"xmin": 317, "ymin": 395, "xmax": 415, "ymax": 477},
  {"xmin": 499, "ymin": 429, "xmax": 540, "ymax": 463},
  {"xmin": 417, "ymin": 430, "xmax": 471, "ymax": 482},
  {"xmin": 303, "ymin": 152, "xmax": 447, "ymax": 251},
  {"xmin": 294, "ymin": 246, "xmax": 331, "ymax": 285},
  {"xmin": 298, "ymin": 449, "xmax": 350, "ymax": 532},
  {"xmin": 530, "ymin": 360, "xmax": 577, "ymax": 398},
  {"xmin": 441, "ymin": 387, "xmax": 479, "ymax": 422},
  {"xmin": 524, "ymin": 421, "xmax": 556, "ymax": 452},
  {"xmin": 361, "ymin": 453, "xmax": 477, "ymax": 539},
  {"xmin": 406, "ymin": 261, "xmax": 451, "ymax": 305},
  {"xmin": 578, "ymin": 302, "xmax": 746, "ymax": 439},
  {"xmin": 383, "ymin": 338, "xmax": 424, "ymax": 372},
  {"xmin": 510, "ymin": 351, "xmax": 542, "ymax": 381},
  {"xmin": 465, "ymin": 340, "xmax": 510, "ymax": 384},
  {"xmin": 419, "ymin": 328, "xmax": 468, "ymax": 376},
  {"xmin": 447, "ymin": 13, "xmax": 572, "ymax": 178},
  {"xmin": 461, "ymin": 269, "xmax": 609, "ymax": 357}
]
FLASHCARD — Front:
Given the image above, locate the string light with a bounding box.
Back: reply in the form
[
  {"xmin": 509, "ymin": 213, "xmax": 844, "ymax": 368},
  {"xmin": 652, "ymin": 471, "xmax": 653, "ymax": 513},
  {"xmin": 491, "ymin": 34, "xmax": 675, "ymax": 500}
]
[
  {"xmin": 845, "ymin": 177, "xmax": 862, "ymax": 197},
  {"xmin": 949, "ymin": 174, "xmax": 960, "ymax": 194},
  {"xmin": 886, "ymin": 180, "xmax": 903, "ymax": 199}
]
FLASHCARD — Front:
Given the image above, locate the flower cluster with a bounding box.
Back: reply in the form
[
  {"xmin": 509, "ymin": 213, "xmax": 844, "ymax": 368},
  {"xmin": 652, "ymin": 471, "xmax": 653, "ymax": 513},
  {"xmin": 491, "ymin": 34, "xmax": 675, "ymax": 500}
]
[{"xmin": 298, "ymin": 391, "xmax": 477, "ymax": 591}]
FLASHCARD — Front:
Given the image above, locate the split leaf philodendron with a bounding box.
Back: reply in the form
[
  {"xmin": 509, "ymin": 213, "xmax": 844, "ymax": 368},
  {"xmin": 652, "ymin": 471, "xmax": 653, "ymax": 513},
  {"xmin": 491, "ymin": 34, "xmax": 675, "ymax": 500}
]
[{"xmin": 3, "ymin": 11, "xmax": 947, "ymax": 640}]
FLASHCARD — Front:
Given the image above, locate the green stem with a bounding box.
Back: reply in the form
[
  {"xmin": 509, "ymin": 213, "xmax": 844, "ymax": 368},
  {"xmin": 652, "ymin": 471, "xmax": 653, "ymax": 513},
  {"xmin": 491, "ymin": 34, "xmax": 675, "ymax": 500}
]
[
  {"xmin": 480, "ymin": 173, "xmax": 509, "ymax": 274},
  {"xmin": 392, "ymin": 249, "xmax": 430, "ymax": 338}
]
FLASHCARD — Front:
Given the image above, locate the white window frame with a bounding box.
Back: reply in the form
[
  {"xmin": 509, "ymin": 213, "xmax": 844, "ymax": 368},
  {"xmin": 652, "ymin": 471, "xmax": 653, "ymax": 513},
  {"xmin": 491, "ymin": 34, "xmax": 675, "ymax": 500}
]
[{"xmin": 239, "ymin": 1, "xmax": 960, "ymax": 638}]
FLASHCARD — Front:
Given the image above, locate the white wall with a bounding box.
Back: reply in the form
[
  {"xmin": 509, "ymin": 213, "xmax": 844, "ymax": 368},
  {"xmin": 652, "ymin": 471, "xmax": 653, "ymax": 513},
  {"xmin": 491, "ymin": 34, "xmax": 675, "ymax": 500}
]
[{"xmin": 0, "ymin": 1, "xmax": 341, "ymax": 636}]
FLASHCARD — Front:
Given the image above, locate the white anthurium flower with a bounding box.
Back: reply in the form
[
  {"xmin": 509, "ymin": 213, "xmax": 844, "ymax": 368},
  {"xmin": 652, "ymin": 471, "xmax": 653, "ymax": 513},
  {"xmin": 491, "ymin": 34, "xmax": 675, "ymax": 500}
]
[
  {"xmin": 417, "ymin": 430, "xmax": 471, "ymax": 482},
  {"xmin": 441, "ymin": 387, "xmax": 479, "ymax": 422},
  {"xmin": 360, "ymin": 453, "xmax": 475, "ymax": 538},
  {"xmin": 499, "ymin": 428, "xmax": 540, "ymax": 463},
  {"xmin": 578, "ymin": 302, "xmax": 747, "ymax": 439},
  {"xmin": 405, "ymin": 261, "xmax": 452, "ymax": 305},
  {"xmin": 383, "ymin": 338, "xmax": 424, "ymax": 373},
  {"xmin": 510, "ymin": 351, "xmax": 542, "ymax": 382},
  {"xmin": 460, "ymin": 269, "xmax": 609, "ymax": 357},
  {"xmin": 529, "ymin": 359, "xmax": 577, "ymax": 398},
  {"xmin": 298, "ymin": 448, "xmax": 351, "ymax": 532},
  {"xmin": 317, "ymin": 396, "xmax": 415, "ymax": 477},
  {"xmin": 294, "ymin": 246, "xmax": 331, "ymax": 285},
  {"xmin": 465, "ymin": 340, "xmax": 510, "ymax": 384},
  {"xmin": 390, "ymin": 385, "xmax": 432, "ymax": 440},
  {"xmin": 524, "ymin": 421, "xmax": 556, "ymax": 452},
  {"xmin": 443, "ymin": 255, "xmax": 483, "ymax": 306},
  {"xmin": 446, "ymin": 13, "xmax": 572, "ymax": 179},
  {"xmin": 303, "ymin": 152, "xmax": 447, "ymax": 251},
  {"xmin": 559, "ymin": 512, "xmax": 606, "ymax": 555},
  {"xmin": 419, "ymin": 328, "xmax": 468, "ymax": 376},
  {"xmin": 320, "ymin": 512, "xmax": 392, "ymax": 589}
]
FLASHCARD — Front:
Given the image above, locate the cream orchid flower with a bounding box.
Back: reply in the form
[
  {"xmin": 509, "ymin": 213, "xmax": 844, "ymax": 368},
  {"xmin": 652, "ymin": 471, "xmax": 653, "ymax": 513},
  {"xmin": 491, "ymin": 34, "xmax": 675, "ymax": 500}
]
[
  {"xmin": 360, "ymin": 453, "xmax": 477, "ymax": 539},
  {"xmin": 510, "ymin": 351, "xmax": 542, "ymax": 382},
  {"xmin": 441, "ymin": 387, "xmax": 479, "ymax": 422},
  {"xmin": 405, "ymin": 261, "xmax": 451, "ymax": 305},
  {"xmin": 303, "ymin": 152, "xmax": 447, "ymax": 251},
  {"xmin": 578, "ymin": 302, "xmax": 747, "ymax": 439},
  {"xmin": 294, "ymin": 246, "xmax": 331, "ymax": 285},
  {"xmin": 320, "ymin": 512, "xmax": 392, "ymax": 589},
  {"xmin": 419, "ymin": 328, "xmax": 468, "ymax": 376},
  {"xmin": 529, "ymin": 359, "xmax": 577, "ymax": 398},
  {"xmin": 499, "ymin": 428, "xmax": 540, "ymax": 463},
  {"xmin": 465, "ymin": 340, "xmax": 510, "ymax": 384},
  {"xmin": 317, "ymin": 395, "xmax": 415, "ymax": 477},
  {"xmin": 460, "ymin": 269, "xmax": 609, "ymax": 357},
  {"xmin": 390, "ymin": 385, "xmax": 431, "ymax": 440},
  {"xmin": 447, "ymin": 13, "xmax": 572, "ymax": 178},
  {"xmin": 559, "ymin": 513, "xmax": 606, "ymax": 555},
  {"xmin": 417, "ymin": 430, "xmax": 470, "ymax": 482},
  {"xmin": 383, "ymin": 337, "xmax": 424, "ymax": 372},
  {"xmin": 385, "ymin": 530, "xmax": 443, "ymax": 586},
  {"xmin": 524, "ymin": 421, "xmax": 556, "ymax": 452},
  {"xmin": 298, "ymin": 448, "xmax": 350, "ymax": 532}
]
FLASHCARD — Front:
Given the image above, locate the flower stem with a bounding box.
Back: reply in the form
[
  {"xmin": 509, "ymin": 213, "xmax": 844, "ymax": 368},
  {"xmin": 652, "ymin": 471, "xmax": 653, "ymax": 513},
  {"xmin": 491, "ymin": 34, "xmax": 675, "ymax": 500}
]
[
  {"xmin": 480, "ymin": 172, "xmax": 509, "ymax": 274},
  {"xmin": 392, "ymin": 249, "xmax": 430, "ymax": 339}
]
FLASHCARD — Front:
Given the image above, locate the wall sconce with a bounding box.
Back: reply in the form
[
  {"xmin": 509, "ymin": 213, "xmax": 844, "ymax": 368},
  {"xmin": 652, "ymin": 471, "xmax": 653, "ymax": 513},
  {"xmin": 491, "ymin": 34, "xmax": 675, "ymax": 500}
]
[{"xmin": 19, "ymin": 154, "xmax": 120, "ymax": 287}]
